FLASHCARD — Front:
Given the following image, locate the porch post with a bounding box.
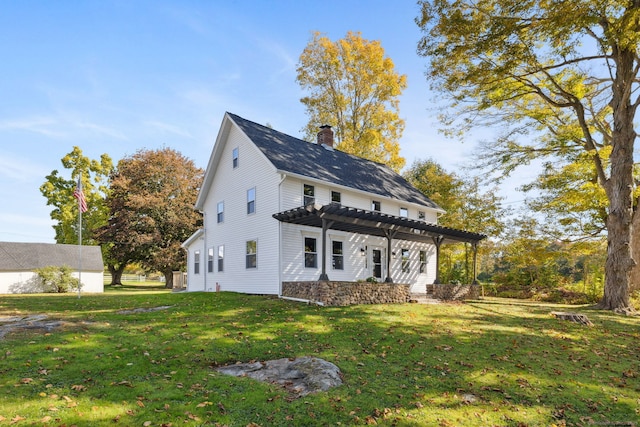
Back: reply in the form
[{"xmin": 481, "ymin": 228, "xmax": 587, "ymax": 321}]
[
  {"xmin": 432, "ymin": 235, "xmax": 444, "ymax": 284},
  {"xmin": 472, "ymin": 242, "xmax": 479, "ymax": 285},
  {"xmin": 383, "ymin": 229, "xmax": 397, "ymax": 283},
  {"xmin": 319, "ymin": 219, "xmax": 334, "ymax": 281}
]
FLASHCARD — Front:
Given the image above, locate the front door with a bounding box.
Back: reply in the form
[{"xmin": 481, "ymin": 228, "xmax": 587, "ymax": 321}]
[{"xmin": 371, "ymin": 248, "xmax": 384, "ymax": 280}]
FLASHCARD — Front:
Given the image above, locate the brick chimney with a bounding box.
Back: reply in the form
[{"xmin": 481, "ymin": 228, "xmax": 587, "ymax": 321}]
[{"xmin": 317, "ymin": 125, "xmax": 334, "ymax": 149}]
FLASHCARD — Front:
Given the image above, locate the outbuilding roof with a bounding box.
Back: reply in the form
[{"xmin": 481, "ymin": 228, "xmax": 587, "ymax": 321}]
[
  {"xmin": 226, "ymin": 113, "xmax": 442, "ymax": 210},
  {"xmin": 0, "ymin": 242, "xmax": 104, "ymax": 272}
]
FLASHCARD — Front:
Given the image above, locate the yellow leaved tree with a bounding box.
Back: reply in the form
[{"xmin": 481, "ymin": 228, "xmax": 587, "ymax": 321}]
[{"xmin": 296, "ymin": 31, "xmax": 407, "ymax": 172}]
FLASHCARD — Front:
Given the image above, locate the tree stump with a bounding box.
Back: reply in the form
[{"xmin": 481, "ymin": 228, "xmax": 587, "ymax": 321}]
[{"xmin": 550, "ymin": 311, "xmax": 593, "ymax": 326}]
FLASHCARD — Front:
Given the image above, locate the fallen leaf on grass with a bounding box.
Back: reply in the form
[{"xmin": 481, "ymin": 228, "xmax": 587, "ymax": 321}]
[
  {"xmin": 40, "ymin": 415, "xmax": 52, "ymax": 423},
  {"xmin": 11, "ymin": 415, "xmax": 26, "ymax": 423}
]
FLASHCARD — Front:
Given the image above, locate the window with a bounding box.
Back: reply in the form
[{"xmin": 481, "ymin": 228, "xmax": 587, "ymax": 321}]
[
  {"xmin": 217, "ymin": 201, "xmax": 224, "ymax": 223},
  {"xmin": 194, "ymin": 250, "xmax": 200, "ymax": 274},
  {"xmin": 303, "ymin": 184, "xmax": 315, "ymax": 206},
  {"xmin": 218, "ymin": 245, "xmax": 224, "ymax": 272},
  {"xmin": 304, "ymin": 237, "xmax": 317, "ymax": 268},
  {"xmin": 247, "ymin": 187, "xmax": 256, "ymax": 214},
  {"xmin": 372, "ymin": 200, "xmax": 381, "ymax": 211},
  {"xmin": 208, "ymin": 248, "xmax": 214, "ymax": 273},
  {"xmin": 232, "ymin": 147, "xmax": 239, "ymax": 168},
  {"xmin": 246, "ymin": 240, "xmax": 257, "ymax": 269},
  {"xmin": 331, "ymin": 191, "xmax": 341, "ymax": 204},
  {"xmin": 418, "ymin": 211, "xmax": 426, "ymax": 221},
  {"xmin": 401, "ymin": 248, "xmax": 410, "ymax": 273},
  {"xmin": 419, "ymin": 250, "xmax": 427, "ymax": 273},
  {"xmin": 400, "ymin": 207, "xmax": 408, "ymax": 218},
  {"xmin": 332, "ymin": 240, "xmax": 344, "ymax": 270}
]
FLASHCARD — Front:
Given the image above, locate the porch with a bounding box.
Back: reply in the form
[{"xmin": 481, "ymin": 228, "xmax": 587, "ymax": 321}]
[{"xmin": 273, "ymin": 203, "xmax": 487, "ymax": 285}]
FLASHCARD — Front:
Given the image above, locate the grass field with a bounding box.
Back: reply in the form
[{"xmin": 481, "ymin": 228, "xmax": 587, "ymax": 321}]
[{"xmin": 0, "ymin": 288, "xmax": 638, "ymax": 426}]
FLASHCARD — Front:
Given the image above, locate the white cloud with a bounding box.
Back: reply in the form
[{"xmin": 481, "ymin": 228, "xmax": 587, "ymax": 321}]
[
  {"xmin": 0, "ymin": 112, "xmax": 128, "ymax": 141},
  {"xmin": 0, "ymin": 116, "xmax": 65, "ymax": 137},
  {"xmin": 144, "ymin": 120, "xmax": 193, "ymax": 138},
  {"xmin": 0, "ymin": 154, "xmax": 48, "ymax": 182}
]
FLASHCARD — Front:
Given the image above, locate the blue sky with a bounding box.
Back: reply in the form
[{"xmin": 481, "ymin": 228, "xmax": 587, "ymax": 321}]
[{"xmin": 0, "ymin": 0, "xmax": 525, "ymax": 243}]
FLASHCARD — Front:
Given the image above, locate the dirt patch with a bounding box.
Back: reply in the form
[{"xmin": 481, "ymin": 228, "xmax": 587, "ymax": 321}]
[
  {"xmin": 0, "ymin": 315, "xmax": 68, "ymax": 339},
  {"xmin": 117, "ymin": 305, "xmax": 173, "ymax": 314}
]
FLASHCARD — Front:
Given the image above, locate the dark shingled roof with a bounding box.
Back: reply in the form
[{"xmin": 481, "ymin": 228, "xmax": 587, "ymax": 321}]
[
  {"xmin": 227, "ymin": 113, "xmax": 442, "ymax": 210},
  {"xmin": 0, "ymin": 242, "xmax": 104, "ymax": 272}
]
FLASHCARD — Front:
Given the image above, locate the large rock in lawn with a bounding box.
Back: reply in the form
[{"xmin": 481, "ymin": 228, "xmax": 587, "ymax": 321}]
[{"xmin": 215, "ymin": 356, "xmax": 342, "ymax": 397}]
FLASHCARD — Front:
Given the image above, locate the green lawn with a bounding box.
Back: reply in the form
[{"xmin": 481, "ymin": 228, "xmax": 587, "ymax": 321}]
[{"xmin": 0, "ymin": 290, "xmax": 638, "ymax": 426}]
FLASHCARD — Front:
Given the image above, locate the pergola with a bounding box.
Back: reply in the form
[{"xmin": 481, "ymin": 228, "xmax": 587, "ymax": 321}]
[{"xmin": 273, "ymin": 203, "xmax": 486, "ymax": 284}]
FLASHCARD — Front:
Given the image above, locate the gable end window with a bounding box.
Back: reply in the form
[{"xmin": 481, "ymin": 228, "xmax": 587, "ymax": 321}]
[
  {"xmin": 246, "ymin": 240, "xmax": 257, "ymax": 269},
  {"xmin": 400, "ymin": 207, "xmax": 408, "ymax": 218},
  {"xmin": 303, "ymin": 184, "xmax": 315, "ymax": 206},
  {"xmin": 304, "ymin": 237, "xmax": 317, "ymax": 268},
  {"xmin": 418, "ymin": 211, "xmax": 426, "ymax": 221},
  {"xmin": 217, "ymin": 201, "xmax": 224, "ymax": 223},
  {"xmin": 194, "ymin": 250, "xmax": 200, "ymax": 275},
  {"xmin": 372, "ymin": 200, "xmax": 381, "ymax": 211},
  {"xmin": 247, "ymin": 187, "xmax": 256, "ymax": 214},
  {"xmin": 232, "ymin": 147, "xmax": 239, "ymax": 169}
]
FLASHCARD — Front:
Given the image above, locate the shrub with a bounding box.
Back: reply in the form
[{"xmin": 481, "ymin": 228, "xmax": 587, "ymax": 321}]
[{"xmin": 34, "ymin": 265, "xmax": 80, "ymax": 293}]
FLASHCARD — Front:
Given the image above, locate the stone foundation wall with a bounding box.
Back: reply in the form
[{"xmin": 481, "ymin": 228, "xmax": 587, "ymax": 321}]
[
  {"xmin": 433, "ymin": 284, "xmax": 480, "ymax": 300},
  {"xmin": 282, "ymin": 281, "xmax": 410, "ymax": 306}
]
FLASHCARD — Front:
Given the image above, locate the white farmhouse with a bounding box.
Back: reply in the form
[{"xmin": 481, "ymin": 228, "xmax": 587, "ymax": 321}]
[
  {"xmin": 0, "ymin": 242, "xmax": 104, "ymax": 293},
  {"xmin": 182, "ymin": 113, "xmax": 485, "ymax": 303}
]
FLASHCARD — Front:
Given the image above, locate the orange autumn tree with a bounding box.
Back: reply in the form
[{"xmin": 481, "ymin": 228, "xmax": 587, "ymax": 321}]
[{"xmin": 98, "ymin": 148, "xmax": 203, "ymax": 288}]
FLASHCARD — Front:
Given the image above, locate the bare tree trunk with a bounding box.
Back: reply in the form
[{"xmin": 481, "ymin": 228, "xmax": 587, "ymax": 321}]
[
  {"xmin": 629, "ymin": 207, "xmax": 640, "ymax": 294},
  {"xmin": 597, "ymin": 47, "xmax": 636, "ymax": 314},
  {"xmin": 108, "ymin": 264, "xmax": 125, "ymax": 286},
  {"xmin": 163, "ymin": 269, "xmax": 174, "ymax": 289}
]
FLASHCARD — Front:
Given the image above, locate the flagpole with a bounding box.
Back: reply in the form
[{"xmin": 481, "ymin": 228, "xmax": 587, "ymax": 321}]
[
  {"xmin": 73, "ymin": 176, "xmax": 87, "ymax": 299},
  {"xmin": 78, "ymin": 201, "xmax": 82, "ymax": 299}
]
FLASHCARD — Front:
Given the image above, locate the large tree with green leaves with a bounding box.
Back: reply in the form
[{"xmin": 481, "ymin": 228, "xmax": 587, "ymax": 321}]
[
  {"xmin": 404, "ymin": 158, "xmax": 505, "ymax": 283},
  {"xmin": 97, "ymin": 148, "xmax": 203, "ymax": 288},
  {"xmin": 40, "ymin": 146, "xmax": 113, "ymax": 245},
  {"xmin": 416, "ymin": 0, "xmax": 640, "ymax": 312},
  {"xmin": 296, "ymin": 31, "xmax": 407, "ymax": 172}
]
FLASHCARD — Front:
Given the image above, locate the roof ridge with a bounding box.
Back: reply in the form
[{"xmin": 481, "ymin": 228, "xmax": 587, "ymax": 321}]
[{"xmin": 226, "ymin": 112, "xmax": 394, "ymax": 169}]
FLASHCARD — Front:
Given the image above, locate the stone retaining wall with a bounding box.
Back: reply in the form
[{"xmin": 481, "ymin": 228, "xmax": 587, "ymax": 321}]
[
  {"xmin": 432, "ymin": 284, "xmax": 480, "ymax": 300},
  {"xmin": 282, "ymin": 281, "xmax": 410, "ymax": 306}
]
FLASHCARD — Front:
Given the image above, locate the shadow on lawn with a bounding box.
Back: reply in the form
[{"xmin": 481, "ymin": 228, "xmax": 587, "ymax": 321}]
[{"xmin": 1, "ymin": 292, "xmax": 638, "ymax": 426}]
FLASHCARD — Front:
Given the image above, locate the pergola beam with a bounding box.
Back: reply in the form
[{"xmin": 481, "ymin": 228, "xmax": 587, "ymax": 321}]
[{"xmin": 273, "ymin": 204, "xmax": 486, "ymax": 284}]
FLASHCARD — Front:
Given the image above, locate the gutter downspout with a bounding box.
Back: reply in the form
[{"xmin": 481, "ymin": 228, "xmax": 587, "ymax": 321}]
[{"xmin": 200, "ymin": 210, "xmax": 207, "ymax": 292}]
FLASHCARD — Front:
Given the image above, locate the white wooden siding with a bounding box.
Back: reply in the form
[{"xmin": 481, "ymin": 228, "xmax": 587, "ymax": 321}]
[
  {"xmin": 194, "ymin": 124, "xmax": 281, "ymax": 294},
  {"xmin": 184, "ymin": 235, "xmax": 206, "ymax": 292},
  {"xmin": 280, "ymin": 176, "xmax": 440, "ymax": 223},
  {"xmin": 0, "ymin": 271, "xmax": 103, "ymax": 294}
]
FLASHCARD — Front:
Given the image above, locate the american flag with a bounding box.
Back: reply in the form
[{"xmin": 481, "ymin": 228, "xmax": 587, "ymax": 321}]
[{"xmin": 73, "ymin": 178, "xmax": 88, "ymax": 213}]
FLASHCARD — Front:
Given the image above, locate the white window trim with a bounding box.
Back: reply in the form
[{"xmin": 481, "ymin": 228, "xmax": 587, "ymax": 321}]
[
  {"xmin": 302, "ymin": 233, "xmax": 319, "ymax": 269},
  {"xmin": 247, "ymin": 187, "xmax": 256, "ymax": 215},
  {"xmin": 246, "ymin": 239, "xmax": 257, "ymax": 269},
  {"xmin": 232, "ymin": 147, "xmax": 239, "ymax": 169}
]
